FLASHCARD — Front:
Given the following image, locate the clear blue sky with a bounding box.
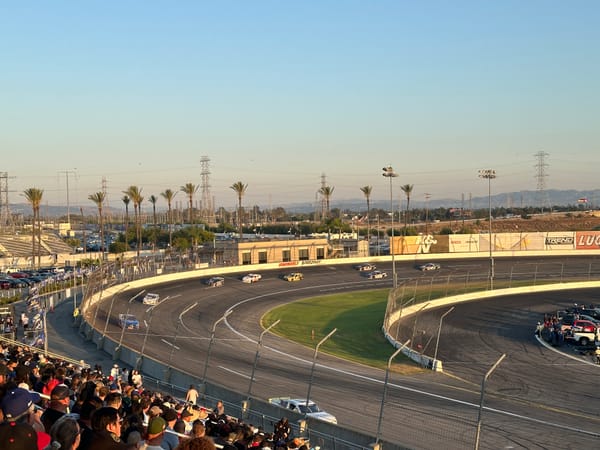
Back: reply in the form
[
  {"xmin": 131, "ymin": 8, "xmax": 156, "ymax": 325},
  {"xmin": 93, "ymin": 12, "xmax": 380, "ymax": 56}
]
[{"xmin": 2, "ymin": 1, "xmax": 599, "ymax": 211}]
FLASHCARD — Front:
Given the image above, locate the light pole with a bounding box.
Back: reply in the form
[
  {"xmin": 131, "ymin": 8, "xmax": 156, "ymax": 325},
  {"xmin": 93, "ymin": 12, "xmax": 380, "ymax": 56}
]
[
  {"xmin": 433, "ymin": 306, "xmax": 454, "ymax": 371},
  {"xmin": 382, "ymin": 166, "xmax": 398, "ymax": 288},
  {"xmin": 474, "ymin": 353, "xmax": 506, "ymax": 450},
  {"xmin": 166, "ymin": 302, "xmax": 198, "ymax": 381},
  {"xmin": 202, "ymin": 309, "xmax": 232, "ymax": 385},
  {"xmin": 478, "ymin": 169, "xmax": 496, "ymax": 290},
  {"xmin": 305, "ymin": 328, "xmax": 337, "ymax": 410},
  {"xmin": 424, "ymin": 193, "xmax": 431, "ymax": 235},
  {"xmin": 375, "ymin": 339, "xmax": 410, "ymax": 444},
  {"xmin": 247, "ymin": 319, "xmax": 280, "ymax": 401}
]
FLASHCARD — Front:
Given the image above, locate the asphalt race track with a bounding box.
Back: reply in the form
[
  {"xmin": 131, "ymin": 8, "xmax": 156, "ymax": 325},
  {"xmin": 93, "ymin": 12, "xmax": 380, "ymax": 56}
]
[{"xmin": 94, "ymin": 256, "xmax": 600, "ymax": 449}]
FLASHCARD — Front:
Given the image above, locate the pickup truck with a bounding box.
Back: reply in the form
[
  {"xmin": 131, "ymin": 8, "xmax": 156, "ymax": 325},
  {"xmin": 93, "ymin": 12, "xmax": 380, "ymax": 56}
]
[
  {"xmin": 566, "ymin": 327, "xmax": 599, "ymax": 346},
  {"xmin": 268, "ymin": 397, "xmax": 337, "ymax": 424}
]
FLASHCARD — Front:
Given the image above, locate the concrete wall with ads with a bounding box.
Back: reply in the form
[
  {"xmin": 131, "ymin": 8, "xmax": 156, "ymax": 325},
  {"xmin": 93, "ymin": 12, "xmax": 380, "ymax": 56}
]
[
  {"xmin": 390, "ymin": 234, "xmax": 439, "ymax": 254},
  {"xmin": 575, "ymin": 231, "xmax": 600, "ymax": 249},
  {"xmin": 493, "ymin": 232, "xmax": 545, "ymax": 251},
  {"xmin": 544, "ymin": 232, "xmax": 576, "ymax": 250}
]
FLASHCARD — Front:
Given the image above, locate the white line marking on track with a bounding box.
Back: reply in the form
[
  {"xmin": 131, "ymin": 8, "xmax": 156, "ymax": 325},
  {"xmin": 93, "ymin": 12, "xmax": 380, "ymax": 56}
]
[{"xmin": 218, "ymin": 366, "xmax": 251, "ymax": 380}]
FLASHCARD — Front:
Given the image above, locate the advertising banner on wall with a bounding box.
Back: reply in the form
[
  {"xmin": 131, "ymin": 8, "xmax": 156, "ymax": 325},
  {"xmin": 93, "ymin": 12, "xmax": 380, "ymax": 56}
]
[
  {"xmin": 544, "ymin": 232, "xmax": 576, "ymax": 250},
  {"xmin": 391, "ymin": 235, "xmax": 438, "ymax": 254},
  {"xmin": 447, "ymin": 234, "xmax": 480, "ymax": 253},
  {"xmin": 494, "ymin": 233, "xmax": 546, "ymax": 251},
  {"xmin": 575, "ymin": 231, "xmax": 600, "ymax": 249}
]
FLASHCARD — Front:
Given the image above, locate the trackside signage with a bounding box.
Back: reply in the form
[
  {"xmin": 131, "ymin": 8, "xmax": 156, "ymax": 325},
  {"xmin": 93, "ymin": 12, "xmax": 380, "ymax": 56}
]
[{"xmin": 575, "ymin": 231, "xmax": 600, "ymax": 249}]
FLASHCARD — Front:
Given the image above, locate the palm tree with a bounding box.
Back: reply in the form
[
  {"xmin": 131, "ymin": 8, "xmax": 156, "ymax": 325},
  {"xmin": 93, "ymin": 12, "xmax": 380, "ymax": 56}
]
[
  {"xmin": 161, "ymin": 189, "xmax": 177, "ymax": 249},
  {"xmin": 230, "ymin": 181, "xmax": 248, "ymax": 239},
  {"xmin": 360, "ymin": 185, "xmax": 372, "ymax": 241},
  {"xmin": 122, "ymin": 195, "xmax": 130, "ymax": 245},
  {"xmin": 123, "ymin": 186, "xmax": 144, "ymax": 259},
  {"xmin": 180, "ymin": 183, "xmax": 198, "ymax": 224},
  {"xmin": 148, "ymin": 195, "xmax": 158, "ymax": 249},
  {"xmin": 23, "ymin": 187, "xmax": 43, "ymax": 268},
  {"xmin": 319, "ymin": 185, "xmax": 335, "ymax": 219},
  {"xmin": 400, "ymin": 184, "xmax": 414, "ymax": 232},
  {"xmin": 88, "ymin": 191, "xmax": 106, "ymax": 262}
]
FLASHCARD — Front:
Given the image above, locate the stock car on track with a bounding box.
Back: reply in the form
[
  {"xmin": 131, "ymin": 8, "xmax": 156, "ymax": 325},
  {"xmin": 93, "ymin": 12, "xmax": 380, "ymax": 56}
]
[
  {"xmin": 118, "ymin": 314, "xmax": 140, "ymax": 330},
  {"xmin": 282, "ymin": 272, "xmax": 304, "ymax": 282},
  {"xmin": 142, "ymin": 293, "xmax": 160, "ymax": 305},
  {"xmin": 354, "ymin": 263, "xmax": 376, "ymax": 272},
  {"xmin": 205, "ymin": 276, "xmax": 225, "ymax": 287},
  {"xmin": 367, "ymin": 270, "xmax": 387, "ymax": 279},
  {"xmin": 418, "ymin": 262, "xmax": 441, "ymax": 271},
  {"xmin": 242, "ymin": 273, "xmax": 262, "ymax": 283}
]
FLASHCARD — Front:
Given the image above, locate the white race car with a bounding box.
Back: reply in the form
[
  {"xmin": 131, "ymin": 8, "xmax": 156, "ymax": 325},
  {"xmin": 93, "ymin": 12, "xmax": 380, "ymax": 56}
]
[
  {"xmin": 242, "ymin": 273, "xmax": 262, "ymax": 283},
  {"xmin": 419, "ymin": 263, "xmax": 441, "ymax": 271},
  {"xmin": 142, "ymin": 293, "xmax": 160, "ymax": 305},
  {"xmin": 367, "ymin": 270, "xmax": 387, "ymax": 279}
]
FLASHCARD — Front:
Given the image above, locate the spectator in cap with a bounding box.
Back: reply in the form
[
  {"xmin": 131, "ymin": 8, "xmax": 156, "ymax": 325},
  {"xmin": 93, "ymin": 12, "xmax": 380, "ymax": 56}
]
[
  {"xmin": 1, "ymin": 387, "xmax": 50, "ymax": 449},
  {"xmin": 41, "ymin": 385, "xmax": 71, "ymax": 433},
  {"xmin": 160, "ymin": 408, "xmax": 179, "ymax": 450},
  {"xmin": 144, "ymin": 416, "xmax": 166, "ymax": 450},
  {"xmin": 44, "ymin": 415, "xmax": 80, "ymax": 450},
  {"xmin": 0, "ymin": 420, "xmax": 38, "ymax": 450}
]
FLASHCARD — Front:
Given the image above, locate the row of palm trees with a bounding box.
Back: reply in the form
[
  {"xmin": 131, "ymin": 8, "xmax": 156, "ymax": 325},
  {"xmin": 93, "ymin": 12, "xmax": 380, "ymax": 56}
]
[{"xmin": 21, "ymin": 178, "xmax": 412, "ymax": 268}]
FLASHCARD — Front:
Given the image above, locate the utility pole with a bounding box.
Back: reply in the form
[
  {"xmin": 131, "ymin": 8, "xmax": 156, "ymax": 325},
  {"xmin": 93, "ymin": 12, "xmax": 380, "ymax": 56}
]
[{"xmin": 58, "ymin": 169, "xmax": 77, "ymax": 227}]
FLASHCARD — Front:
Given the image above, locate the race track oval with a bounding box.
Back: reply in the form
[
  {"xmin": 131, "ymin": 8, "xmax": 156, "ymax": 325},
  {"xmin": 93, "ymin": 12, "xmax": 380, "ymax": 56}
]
[{"xmin": 107, "ymin": 257, "xmax": 600, "ymax": 448}]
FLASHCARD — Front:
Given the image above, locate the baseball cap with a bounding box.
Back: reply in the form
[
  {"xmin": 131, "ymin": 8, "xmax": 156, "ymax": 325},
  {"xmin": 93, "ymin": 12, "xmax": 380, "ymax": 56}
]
[
  {"xmin": 0, "ymin": 422, "xmax": 37, "ymax": 450},
  {"xmin": 1, "ymin": 388, "xmax": 41, "ymax": 421},
  {"xmin": 147, "ymin": 416, "xmax": 166, "ymax": 435}
]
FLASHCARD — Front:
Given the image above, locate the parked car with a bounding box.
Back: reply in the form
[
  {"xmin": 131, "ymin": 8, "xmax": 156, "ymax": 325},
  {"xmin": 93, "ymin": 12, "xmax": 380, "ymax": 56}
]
[
  {"xmin": 283, "ymin": 272, "xmax": 303, "ymax": 282},
  {"xmin": 242, "ymin": 273, "xmax": 262, "ymax": 283},
  {"xmin": 206, "ymin": 276, "xmax": 225, "ymax": 287},
  {"xmin": 118, "ymin": 314, "xmax": 140, "ymax": 330},
  {"xmin": 418, "ymin": 263, "xmax": 441, "ymax": 271},
  {"xmin": 354, "ymin": 263, "xmax": 376, "ymax": 272},
  {"xmin": 367, "ymin": 270, "xmax": 387, "ymax": 279},
  {"xmin": 570, "ymin": 319, "xmax": 597, "ymax": 333},
  {"xmin": 142, "ymin": 293, "xmax": 160, "ymax": 305}
]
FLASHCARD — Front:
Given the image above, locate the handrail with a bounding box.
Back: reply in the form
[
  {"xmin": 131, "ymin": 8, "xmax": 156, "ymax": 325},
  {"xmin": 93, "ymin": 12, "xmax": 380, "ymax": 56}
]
[{"xmin": 0, "ymin": 334, "xmax": 90, "ymax": 368}]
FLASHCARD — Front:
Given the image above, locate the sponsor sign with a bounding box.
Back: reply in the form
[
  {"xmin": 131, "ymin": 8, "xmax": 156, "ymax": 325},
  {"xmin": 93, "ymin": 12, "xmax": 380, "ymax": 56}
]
[
  {"xmin": 575, "ymin": 232, "xmax": 600, "ymax": 249},
  {"xmin": 545, "ymin": 236, "xmax": 574, "ymax": 245},
  {"xmin": 448, "ymin": 235, "xmax": 479, "ymax": 253},
  {"xmin": 279, "ymin": 261, "xmax": 298, "ymax": 267},
  {"xmin": 300, "ymin": 260, "xmax": 321, "ymax": 265}
]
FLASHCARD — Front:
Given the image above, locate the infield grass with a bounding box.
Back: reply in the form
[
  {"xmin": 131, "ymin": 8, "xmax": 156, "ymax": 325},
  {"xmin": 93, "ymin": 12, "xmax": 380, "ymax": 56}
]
[
  {"xmin": 262, "ymin": 289, "xmax": 424, "ymax": 373},
  {"xmin": 261, "ymin": 277, "xmax": 561, "ymax": 372}
]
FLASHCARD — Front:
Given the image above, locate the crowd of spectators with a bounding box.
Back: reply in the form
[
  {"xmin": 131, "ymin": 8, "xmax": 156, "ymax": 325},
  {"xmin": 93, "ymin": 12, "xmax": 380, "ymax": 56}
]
[{"xmin": 0, "ymin": 343, "xmax": 312, "ymax": 450}]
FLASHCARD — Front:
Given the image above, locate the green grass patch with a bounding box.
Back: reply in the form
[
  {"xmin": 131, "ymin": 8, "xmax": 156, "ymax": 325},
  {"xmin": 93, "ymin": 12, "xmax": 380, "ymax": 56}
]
[{"xmin": 262, "ymin": 289, "xmax": 421, "ymax": 371}]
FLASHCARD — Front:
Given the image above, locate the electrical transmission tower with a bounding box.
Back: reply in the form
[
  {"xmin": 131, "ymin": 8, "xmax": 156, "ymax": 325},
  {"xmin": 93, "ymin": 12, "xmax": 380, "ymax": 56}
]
[
  {"xmin": 318, "ymin": 173, "xmax": 327, "ymax": 222},
  {"xmin": 101, "ymin": 176, "xmax": 111, "ymax": 223},
  {"xmin": 0, "ymin": 172, "xmax": 14, "ymax": 232},
  {"xmin": 200, "ymin": 156, "xmax": 214, "ymax": 224},
  {"xmin": 534, "ymin": 151, "xmax": 550, "ymax": 212}
]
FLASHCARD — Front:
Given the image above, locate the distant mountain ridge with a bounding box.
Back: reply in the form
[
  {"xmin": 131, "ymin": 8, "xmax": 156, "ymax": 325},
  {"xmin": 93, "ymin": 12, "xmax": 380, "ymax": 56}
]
[{"xmin": 8, "ymin": 189, "xmax": 600, "ymax": 217}]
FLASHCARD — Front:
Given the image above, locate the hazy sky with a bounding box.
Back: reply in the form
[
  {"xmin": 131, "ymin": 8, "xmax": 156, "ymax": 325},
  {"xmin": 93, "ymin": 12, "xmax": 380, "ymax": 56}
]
[{"xmin": 2, "ymin": 1, "xmax": 599, "ymax": 211}]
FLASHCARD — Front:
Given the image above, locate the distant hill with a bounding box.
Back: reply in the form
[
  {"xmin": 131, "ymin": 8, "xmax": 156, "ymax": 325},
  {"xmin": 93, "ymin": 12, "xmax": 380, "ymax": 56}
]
[{"xmin": 8, "ymin": 188, "xmax": 600, "ymax": 217}]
